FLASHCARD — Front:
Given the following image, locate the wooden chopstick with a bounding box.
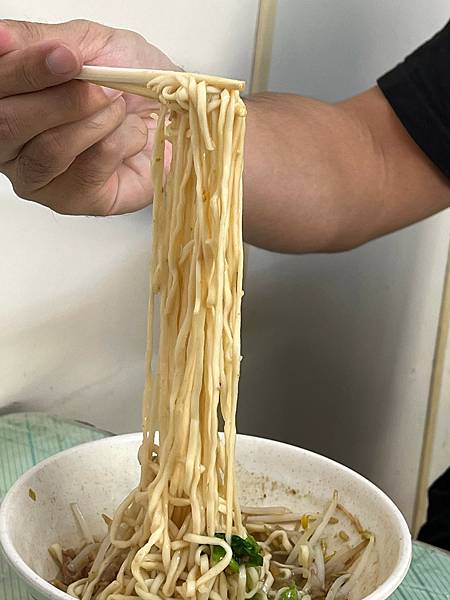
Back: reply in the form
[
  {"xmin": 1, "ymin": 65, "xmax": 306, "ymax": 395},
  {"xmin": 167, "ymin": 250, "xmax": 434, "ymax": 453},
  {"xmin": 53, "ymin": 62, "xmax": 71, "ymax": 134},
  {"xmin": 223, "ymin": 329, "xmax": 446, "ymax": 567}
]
[{"xmin": 75, "ymin": 66, "xmax": 245, "ymax": 97}]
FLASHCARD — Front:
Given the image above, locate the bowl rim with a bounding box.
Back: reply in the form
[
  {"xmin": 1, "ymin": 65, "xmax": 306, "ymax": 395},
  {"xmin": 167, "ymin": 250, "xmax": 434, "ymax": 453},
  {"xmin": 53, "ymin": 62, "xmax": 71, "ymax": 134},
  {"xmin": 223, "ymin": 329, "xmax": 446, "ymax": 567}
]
[{"xmin": 0, "ymin": 432, "xmax": 412, "ymax": 600}]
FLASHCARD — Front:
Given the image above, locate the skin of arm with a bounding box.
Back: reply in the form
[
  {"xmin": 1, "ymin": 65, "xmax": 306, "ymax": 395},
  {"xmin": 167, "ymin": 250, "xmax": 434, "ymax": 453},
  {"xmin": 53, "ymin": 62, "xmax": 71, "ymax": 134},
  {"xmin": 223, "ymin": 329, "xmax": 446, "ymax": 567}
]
[
  {"xmin": 0, "ymin": 20, "xmax": 449, "ymax": 253},
  {"xmin": 243, "ymin": 89, "xmax": 450, "ymax": 253}
]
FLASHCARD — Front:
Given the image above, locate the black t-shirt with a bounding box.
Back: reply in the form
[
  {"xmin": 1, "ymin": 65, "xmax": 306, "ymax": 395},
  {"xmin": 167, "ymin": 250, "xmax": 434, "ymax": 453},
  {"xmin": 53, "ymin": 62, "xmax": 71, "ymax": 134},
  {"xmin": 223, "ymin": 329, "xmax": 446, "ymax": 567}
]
[
  {"xmin": 418, "ymin": 466, "xmax": 450, "ymax": 552},
  {"xmin": 379, "ymin": 22, "xmax": 450, "ymax": 552},
  {"xmin": 377, "ymin": 20, "xmax": 450, "ymax": 181}
]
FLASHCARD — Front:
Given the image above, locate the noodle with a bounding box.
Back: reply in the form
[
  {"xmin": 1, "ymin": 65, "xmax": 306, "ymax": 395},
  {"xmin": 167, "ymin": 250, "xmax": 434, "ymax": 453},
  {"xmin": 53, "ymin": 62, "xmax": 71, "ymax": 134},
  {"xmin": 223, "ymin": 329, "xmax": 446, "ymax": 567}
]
[{"xmin": 50, "ymin": 70, "xmax": 374, "ymax": 600}]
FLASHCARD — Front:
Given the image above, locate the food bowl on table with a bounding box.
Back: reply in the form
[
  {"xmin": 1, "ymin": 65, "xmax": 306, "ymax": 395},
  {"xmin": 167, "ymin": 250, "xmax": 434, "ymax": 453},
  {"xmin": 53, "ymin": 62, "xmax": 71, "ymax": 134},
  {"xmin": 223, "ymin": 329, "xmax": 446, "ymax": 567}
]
[{"xmin": 0, "ymin": 433, "xmax": 411, "ymax": 600}]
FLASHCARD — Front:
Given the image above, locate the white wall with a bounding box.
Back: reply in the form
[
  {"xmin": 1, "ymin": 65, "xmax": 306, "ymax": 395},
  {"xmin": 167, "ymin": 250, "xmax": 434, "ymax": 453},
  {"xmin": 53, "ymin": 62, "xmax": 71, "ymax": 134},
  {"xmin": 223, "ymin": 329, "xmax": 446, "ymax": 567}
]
[
  {"xmin": 238, "ymin": 1, "xmax": 450, "ymax": 525},
  {"xmin": 0, "ymin": 0, "xmax": 259, "ymax": 431}
]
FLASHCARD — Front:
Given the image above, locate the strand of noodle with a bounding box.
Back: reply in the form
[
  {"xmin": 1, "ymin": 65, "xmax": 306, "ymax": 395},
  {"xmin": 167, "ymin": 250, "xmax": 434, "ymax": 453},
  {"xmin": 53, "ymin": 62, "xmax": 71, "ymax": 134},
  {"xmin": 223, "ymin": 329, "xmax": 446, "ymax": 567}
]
[
  {"xmin": 262, "ymin": 571, "xmax": 274, "ymax": 595},
  {"xmin": 67, "ymin": 578, "xmax": 88, "ymax": 598},
  {"xmin": 263, "ymin": 530, "xmax": 293, "ymax": 553},
  {"xmin": 273, "ymin": 587, "xmax": 289, "ymax": 600},
  {"xmin": 162, "ymin": 550, "xmax": 182, "ymax": 596},
  {"xmin": 244, "ymin": 567, "xmax": 261, "ymax": 599},
  {"xmin": 219, "ymin": 90, "xmax": 238, "ymax": 539},
  {"xmin": 197, "ymin": 81, "xmax": 215, "ymax": 151},
  {"xmin": 183, "ymin": 534, "xmax": 232, "ymax": 588},
  {"xmin": 131, "ymin": 523, "xmax": 164, "ymax": 591},
  {"xmin": 98, "ymin": 580, "xmax": 121, "ymax": 599},
  {"xmin": 139, "ymin": 104, "xmax": 168, "ymax": 490},
  {"xmin": 237, "ymin": 565, "xmax": 246, "ymax": 600}
]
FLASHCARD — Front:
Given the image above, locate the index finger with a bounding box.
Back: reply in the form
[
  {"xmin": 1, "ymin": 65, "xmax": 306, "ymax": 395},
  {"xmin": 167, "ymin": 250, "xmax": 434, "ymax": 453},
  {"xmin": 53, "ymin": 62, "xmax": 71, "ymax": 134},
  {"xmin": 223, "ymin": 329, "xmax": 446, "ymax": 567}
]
[
  {"xmin": 0, "ymin": 19, "xmax": 111, "ymax": 55},
  {"xmin": 0, "ymin": 20, "xmax": 75, "ymax": 52}
]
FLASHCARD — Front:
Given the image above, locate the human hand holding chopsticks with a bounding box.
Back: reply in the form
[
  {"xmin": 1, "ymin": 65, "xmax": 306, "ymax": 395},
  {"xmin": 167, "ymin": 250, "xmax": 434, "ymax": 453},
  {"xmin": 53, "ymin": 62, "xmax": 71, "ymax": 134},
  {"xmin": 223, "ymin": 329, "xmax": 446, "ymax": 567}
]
[{"xmin": 0, "ymin": 19, "xmax": 176, "ymax": 215}]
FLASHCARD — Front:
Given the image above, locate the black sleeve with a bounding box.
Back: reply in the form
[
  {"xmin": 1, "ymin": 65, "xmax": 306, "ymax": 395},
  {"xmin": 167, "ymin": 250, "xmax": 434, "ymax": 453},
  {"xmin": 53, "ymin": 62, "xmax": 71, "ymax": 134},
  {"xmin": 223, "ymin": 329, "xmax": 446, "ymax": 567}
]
[
  {"xmin": 418, "ymin": 466, "xmax": 450, "ymax": 552},
  {"xmin": 377, "ymin": 20, "xmax": 450, "ymax": 181}
]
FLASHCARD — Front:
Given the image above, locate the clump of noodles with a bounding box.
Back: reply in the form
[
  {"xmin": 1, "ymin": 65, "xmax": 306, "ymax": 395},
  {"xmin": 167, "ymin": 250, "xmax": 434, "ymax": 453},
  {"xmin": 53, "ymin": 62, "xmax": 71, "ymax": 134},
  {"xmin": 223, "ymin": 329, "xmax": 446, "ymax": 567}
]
[
  {"xmin": 50, "ymin": 69, "xmax": 374, "ymax": 600},
  {"xmin": 51, "ymin": 494, "xmax": 374, "ymax": 600}
]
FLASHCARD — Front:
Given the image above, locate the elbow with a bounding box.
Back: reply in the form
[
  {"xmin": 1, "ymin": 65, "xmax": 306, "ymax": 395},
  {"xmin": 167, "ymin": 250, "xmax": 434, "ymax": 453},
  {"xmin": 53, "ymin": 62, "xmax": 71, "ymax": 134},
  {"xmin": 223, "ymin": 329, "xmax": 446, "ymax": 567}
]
[
  {"xmin": 243, "ymin": 217, "xmax": 373, "ymax": 255},
  {"xmin": 316, "ymin": 231, "xmax": 372, "ymax": 253},
  {"xmin": 293, "ymin": 212, "xmax": 378, "ymax": 254},
  {"xmin": 315, "ymin": 219, "xmax": 382, "ymax": 254}
]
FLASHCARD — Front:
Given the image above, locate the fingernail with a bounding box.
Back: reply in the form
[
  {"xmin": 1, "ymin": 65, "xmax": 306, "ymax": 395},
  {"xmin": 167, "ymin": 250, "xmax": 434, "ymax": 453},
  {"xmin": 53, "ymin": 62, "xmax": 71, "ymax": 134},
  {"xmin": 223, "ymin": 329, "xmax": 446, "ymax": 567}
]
[
  {"xmin": 101, "ymin": 86, "xmax": 123, "ymax": 101},
  {"xmin": 46, "ymin": 45, "xmax": 78, "ymax": 75}
]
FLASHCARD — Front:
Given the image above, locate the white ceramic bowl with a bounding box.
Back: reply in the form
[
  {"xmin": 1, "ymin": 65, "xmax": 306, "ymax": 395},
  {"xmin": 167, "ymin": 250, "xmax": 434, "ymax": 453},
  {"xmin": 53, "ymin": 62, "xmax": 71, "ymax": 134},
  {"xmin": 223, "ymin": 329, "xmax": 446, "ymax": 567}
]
[{"xmin": 0, "ymin": 433, "xmax": 411, "ymax": 600}]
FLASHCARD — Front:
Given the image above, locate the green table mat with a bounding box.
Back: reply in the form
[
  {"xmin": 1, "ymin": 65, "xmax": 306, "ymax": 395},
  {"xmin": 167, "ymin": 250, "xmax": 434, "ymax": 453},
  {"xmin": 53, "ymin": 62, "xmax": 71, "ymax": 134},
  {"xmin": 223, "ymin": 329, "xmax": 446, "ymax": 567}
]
[
  {"xmin": 0, "ymin": 413, "xmax": 110, "ymax": 600},
  {"xmin": 0, "ymin": 413, "xmax": 449, "ymax": 599}
]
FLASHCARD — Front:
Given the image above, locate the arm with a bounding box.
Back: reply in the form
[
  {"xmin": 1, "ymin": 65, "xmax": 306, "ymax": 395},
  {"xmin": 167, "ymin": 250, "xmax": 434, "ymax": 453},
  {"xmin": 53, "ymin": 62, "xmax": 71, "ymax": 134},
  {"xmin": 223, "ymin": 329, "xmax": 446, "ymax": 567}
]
[
  {"xmin": 243, "ymin": 88, "xmax": 450, "ymax": 253},
  {"xmin": 1, "ymin": 20, "xmax": 449, "ymax": 253}
]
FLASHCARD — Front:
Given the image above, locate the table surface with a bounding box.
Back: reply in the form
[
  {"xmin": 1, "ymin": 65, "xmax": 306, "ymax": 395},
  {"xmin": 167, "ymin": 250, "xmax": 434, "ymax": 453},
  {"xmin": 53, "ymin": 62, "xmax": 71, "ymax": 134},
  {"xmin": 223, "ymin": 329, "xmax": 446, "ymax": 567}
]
[{"xmin": 0, "ymin": 413, "xmax": 449, "ymax": 600}]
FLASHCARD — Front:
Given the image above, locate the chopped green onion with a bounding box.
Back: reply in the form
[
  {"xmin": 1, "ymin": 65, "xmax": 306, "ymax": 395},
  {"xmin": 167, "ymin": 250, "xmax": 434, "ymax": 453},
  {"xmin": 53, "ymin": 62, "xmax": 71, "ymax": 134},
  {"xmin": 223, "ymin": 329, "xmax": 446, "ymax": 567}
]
[
  {"xmin": 212, "ymin": 533, "xmax": 263, "ymax": 571},
  {"xmin": 279, "ymin": 582, "xmax": 298, "ymax": 600},
  {"xmin": 211, "ymin": 544, "xmax": 226, "ymax": 563}
]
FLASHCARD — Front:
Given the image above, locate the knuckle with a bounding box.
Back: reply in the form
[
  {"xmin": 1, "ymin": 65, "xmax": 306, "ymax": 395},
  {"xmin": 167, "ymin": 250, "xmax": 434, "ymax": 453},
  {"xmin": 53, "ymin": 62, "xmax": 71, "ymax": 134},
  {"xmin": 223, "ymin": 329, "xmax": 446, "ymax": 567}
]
[
  {"xmin": 15, "ymin": 149, "xmax": 54, "ymax": 191},
  {"xmin": 1, "ymin": 20, "xmax": 40, "ymax": 44},
  {"xmin": 68, "ymin": 18, "xmax": 101, "ymax": 37},
  {"xmin": 71, "ymin": 160, "xmax": 105, "ymax": 190},
  {"xmin": 19, "ymin": 21, "xmax": 41, "ymax": 41},
  {"xmin": 0, "ymin": 104, "xmax": 20, "ymax": 144},
  {"xmin": 85, "ymin": 98, "xmax": 125, "ymax": 132},
  {"xmin": 53, "ymin": 81, "xmax": 101, "ymax": 122},
  {"xmin": 84, "ymin": 115, "xmax": 107, "ymax": 133},
  {"xmin": 68, "ymin": 18, "xmax": 91, "ymax": 28},
  {"xmin": 68, "ymin": 19, "xmax": 116, "ymax": 57},
  {"xmin": 38, "ymin": 128, "xmax": 68, "ymax": 162},
  {"xmin": 64, "ymin": 81, "xmax": 108, "ymax": 118},
  {"xmin": 96, "ymin": 135, "xmax": 121, "ymax": 160},
  {"xmin": 110, "ymin": 96, "xmax": 127, "ymax": 120},
  {"xmin": 18, "ymin": 61, "xmax": 40, "ymax": 89},
  {"xmin": 128, "ymin": 113, "xmax": 148, "ymax": 137},
  {"xmin": 59, "ymin": 81, "xmax": 85, "ymax": 116},
  {"xmin": 131, "ymin": 122, "xmax": 148, "ymax": 146},
  {"xmin": 14, "ymin": 123, "xmax": 77, "ymax": 192}
]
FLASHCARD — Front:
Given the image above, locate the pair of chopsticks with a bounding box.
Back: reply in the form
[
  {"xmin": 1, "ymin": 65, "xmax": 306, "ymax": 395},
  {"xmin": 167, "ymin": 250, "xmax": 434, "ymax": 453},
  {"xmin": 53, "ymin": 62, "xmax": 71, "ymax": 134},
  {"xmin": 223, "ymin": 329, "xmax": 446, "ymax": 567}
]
[{"xmin": 75, "ymin": 66, "xmax": 245, "ymax": 99}]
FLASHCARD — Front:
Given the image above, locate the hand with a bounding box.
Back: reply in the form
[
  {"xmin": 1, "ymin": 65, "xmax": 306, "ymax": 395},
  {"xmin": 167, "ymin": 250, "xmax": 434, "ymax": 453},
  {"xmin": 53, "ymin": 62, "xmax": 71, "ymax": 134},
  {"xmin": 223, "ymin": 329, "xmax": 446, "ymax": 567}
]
[{"xmin": 0, "ymin": 19, "xmax": 176, "ymax": 215}]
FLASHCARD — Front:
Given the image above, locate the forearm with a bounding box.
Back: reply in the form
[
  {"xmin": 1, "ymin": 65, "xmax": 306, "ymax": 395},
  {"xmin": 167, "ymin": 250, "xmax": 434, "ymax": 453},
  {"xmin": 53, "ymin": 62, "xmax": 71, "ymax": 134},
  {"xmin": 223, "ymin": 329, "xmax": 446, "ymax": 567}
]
[{"xmin": 243, "ymin": 88, "xmax": 450, "ymax": 253}]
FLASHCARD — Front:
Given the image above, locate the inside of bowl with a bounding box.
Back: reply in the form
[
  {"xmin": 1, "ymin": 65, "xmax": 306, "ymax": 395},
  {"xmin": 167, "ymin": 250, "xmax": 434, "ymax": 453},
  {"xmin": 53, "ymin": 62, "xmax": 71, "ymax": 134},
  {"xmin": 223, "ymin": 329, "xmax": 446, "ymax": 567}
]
[
  {"xmin": 5, "ymin": 435, "xmax": 408, "ymax": 599},
  {"xmin": 7, "ymin": 438, "xmax": 141, "ymax": 585},
  {"xmin": 235, "ymin": 461, "xmax": 380, "ymax": 599},
  {"xmin": 235, "ymin": 435, "xmax": 407, "ymax": 599}
]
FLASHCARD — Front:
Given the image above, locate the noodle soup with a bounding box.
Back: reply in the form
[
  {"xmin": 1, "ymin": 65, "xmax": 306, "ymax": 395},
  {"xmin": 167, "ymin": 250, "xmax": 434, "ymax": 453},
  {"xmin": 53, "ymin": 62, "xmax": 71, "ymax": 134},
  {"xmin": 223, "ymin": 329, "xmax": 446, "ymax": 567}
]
[{"xmin": 0, "ymin": 434, "xmax": 411, "ymax": 600}]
